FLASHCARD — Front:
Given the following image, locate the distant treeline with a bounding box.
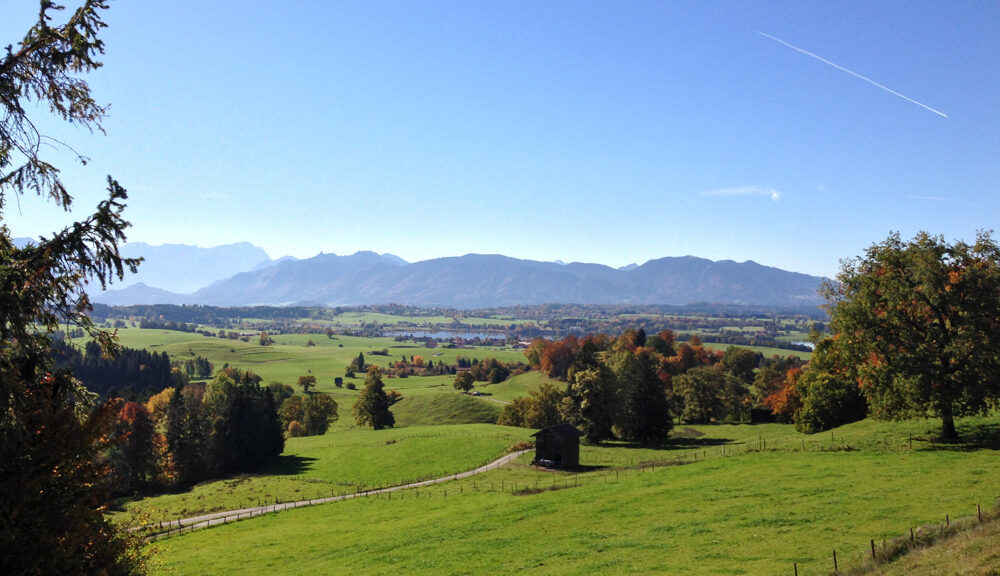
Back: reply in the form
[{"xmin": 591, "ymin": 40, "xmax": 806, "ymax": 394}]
[
  {"xmin": 50, "ymin": 340, "xmax": 214, "ymax": 400},
  {"xmin": 51, "ymin": 340, "xmax": 176, "ymax": 400},
  {"xmin": 91, "ymin": 303, "xmax": 314, "ymax": 325}
]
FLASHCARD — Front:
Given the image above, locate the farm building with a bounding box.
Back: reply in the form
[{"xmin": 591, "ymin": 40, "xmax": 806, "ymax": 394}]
[{"xmin": 532, "ymin": 424, "xmax": 582, "ymax": 469}]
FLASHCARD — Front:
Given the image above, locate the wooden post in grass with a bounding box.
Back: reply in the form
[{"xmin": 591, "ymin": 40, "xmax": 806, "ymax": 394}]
[
  {"xmin": 870, "ymin": 539, "xmax": 876, "ymax": 559},
  {"xmin": 978, "ymin": 504, "xmax": 982, "ymax": 522},
  {"xmin": 833, "ymin": 549, "xmax": 838, "ymax": 572},
  {"xmin": 793, "ymin": 562, "xmax": 798, "ymax": 576},
  {"xmin": 910, "ymin": 527, "xmax": 914, "ymax": 541},
  {"xmin": 946, "ymin": 514, "xmax": 950, "ymax": 527}
]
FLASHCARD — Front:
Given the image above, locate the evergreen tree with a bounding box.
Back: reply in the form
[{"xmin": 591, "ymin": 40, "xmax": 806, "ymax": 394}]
[
  {"xmin": 203, "ymin": 368, "xmax": 284, "ymax": 472},
  {"xmin": 0, "ymin": 2, "xmax": 146, "ymax": 573},
  {"xmin": 111, "ymin": 402, "xmax": 160, "ymax": 493},
  {"xmin": 164, "ymin": 387, "xmax": 203, "ymax": 487},
  {"xmin": 353, "ymin": 368, "xmax": 395, "ymax": 430},
  {"xmin": 614, "ymin": 349, "xmax": 672, "ymax": 443}
]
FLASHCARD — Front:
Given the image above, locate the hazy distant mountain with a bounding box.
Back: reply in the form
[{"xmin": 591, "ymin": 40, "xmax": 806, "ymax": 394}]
[
  {"xmin": 115, "ymin": 242, "xmax": 271, "ymax": 293},
  {"xmin": 189, "ymin": 251, "xmax": 408, "ymax": 306},
  {"xmin": 93, "ymin": 283, "xmax": 188, "ymax": 306},
  {"xmin": 251, "ymin": 255, "xmax": 300, "ymax": 272},
  {"xmin": 173, "ymin": 252, "xmax": 824, "ymax": 309}
]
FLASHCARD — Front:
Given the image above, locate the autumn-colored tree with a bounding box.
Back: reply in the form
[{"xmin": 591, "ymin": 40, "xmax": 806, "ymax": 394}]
[
  {"xmin": 524, "ymin": 337, "xmax": 548, "ymax": 368},
  {"xmin": 540, "ymin": 335, "xmax": 578, "ymax": 380},
  {"xmin": 297, "ymin": 374, "xmax": 317, "ymax": 394},
  {"xmin": 646, "ymin": 330, "xmax": 676, "ymax": 356},
  {"xmin": 145, "ymin": 386, "xmax": 175, "ymax": 426},
  {"xmin": 615, "ymin": 328, "xmax": 647, "ymax": 352},
  {"xmin": 820, "ymin": 231, "xmax": 1000, "ymax": 439},
  {"xmin": 111, "ymin": 402, "xmax": 161, "ymax": 493},
  {"xmin": 762, "ymin": 366, "xmax": 803, "ymax": 423},
  {"xmin": 569, "ymin": 333, "xmax": 610, "ymax": 376},
  {"xmin": 287, "ymin": 420, "xmax": 306, "ymax": 437}
]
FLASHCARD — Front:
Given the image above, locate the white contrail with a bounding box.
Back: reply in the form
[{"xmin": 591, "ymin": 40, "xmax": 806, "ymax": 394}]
[{"xmin": 757, "ymin": 31, "xmax": 948, "ymax": 118}]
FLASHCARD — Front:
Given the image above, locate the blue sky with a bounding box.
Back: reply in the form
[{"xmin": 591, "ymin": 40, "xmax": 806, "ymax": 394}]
[{"xmin": 4, "ymin": 1, "xmax": 999, "ymax": 278}]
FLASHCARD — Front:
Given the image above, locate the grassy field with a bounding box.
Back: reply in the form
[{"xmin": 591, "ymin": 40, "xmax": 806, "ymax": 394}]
[
  {"xmin": 702, "ymin": 340, "xmax": 812, "ymax": 360},
  {"xmin": 148, "ymin": 415, "xmax": 1000, "ymax": 575},
  {"xmin": 479, "ymin": 370, "xmax": 554, "ymax": 402},
  {"xmin": 117, "ymin": 424, "xmax": 529, "ymax": 524},
  {"xmin": 83, "ymin": 328, "xmax": 526, "ymax": 393}
]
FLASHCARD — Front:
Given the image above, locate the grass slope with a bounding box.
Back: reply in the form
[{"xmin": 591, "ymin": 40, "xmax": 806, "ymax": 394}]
[
  {"xmin": 150, "ymin": 416, "xmax": 1000, "ymax": 575},
  {"xmin": 120, "ymin": 424, "xmax": 528, "ymax": 524},
  {"xmin": 480, "ymin": 370, "xmax": 553, "ymax": 403},
  {"xmin": 391, "ymin": 394, "xmax": 502, "ymax": 427},
  {"xmin": 868, "ymin": 515, "xmax": 1000, "ymax": 576}
]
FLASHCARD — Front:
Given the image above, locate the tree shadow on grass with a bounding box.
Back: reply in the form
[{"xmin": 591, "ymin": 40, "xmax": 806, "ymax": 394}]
[
  {"xmin": 919, "ymin": 421, "xmax": 1000, "ymax": 452},
  {"xmin": 264, "ymin": 455, "xmax": 319, "ymax": 476},
  {"xmin": 584, "ymin": 436, "xmax": 729, "ymax": 452}
]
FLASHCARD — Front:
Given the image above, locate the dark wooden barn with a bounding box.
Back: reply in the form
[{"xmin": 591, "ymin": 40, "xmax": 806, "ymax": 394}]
[{"xmin": 532, "ymin": 424, "xmax": 583, "ymax": 469}]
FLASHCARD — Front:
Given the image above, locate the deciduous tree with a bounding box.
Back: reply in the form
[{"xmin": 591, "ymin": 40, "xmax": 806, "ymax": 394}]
[
  {"xmin": 297, "ymin": 374, "xmax": 317, "ymax": 394},
  {"xmin": 453, "ymin": 371, "xmax": 475, "ymax": 393},
  {"xmin": 302, "ymin": 393, "xmax": 338, "ymax": 436},
  {"xmin": 820, "ymin": 231, "xmax": 1000, "ymax": 439}
]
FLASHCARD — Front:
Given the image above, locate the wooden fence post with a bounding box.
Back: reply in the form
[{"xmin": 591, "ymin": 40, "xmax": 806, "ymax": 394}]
[
  {"xmin": 870, "ymin": 538, "xmax": 876, "ymax": 559},
  {"xmin": 833, "ymin": 549, "xmax": 838, "ymax": 572}
]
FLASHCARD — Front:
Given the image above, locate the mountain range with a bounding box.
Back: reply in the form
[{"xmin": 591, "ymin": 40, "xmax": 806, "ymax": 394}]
[{"xmin": 87, "ymin": 242, "xmax": 827, "ymax": 309}]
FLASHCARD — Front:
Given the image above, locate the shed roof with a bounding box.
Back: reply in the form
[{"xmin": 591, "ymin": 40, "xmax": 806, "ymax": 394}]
[{"xmin": 531, "ymin": 423, "xmax": 583, "ymax": 439}]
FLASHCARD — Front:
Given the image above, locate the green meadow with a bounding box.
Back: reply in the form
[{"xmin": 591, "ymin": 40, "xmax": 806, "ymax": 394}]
[
  {"xmin": 97, "ymin": 327, "xmax": 998, "ymax": 573},
  {"xmin": 149, "ymin": 415, "xmax": 1000, "ymax": 576},
  {"xmin": 94, "ymin": 328, "xmax": 526, "ymax": 394},
  {"xmin": 120, "ymin": 424, "xmax": 529, "ymax": 524}
]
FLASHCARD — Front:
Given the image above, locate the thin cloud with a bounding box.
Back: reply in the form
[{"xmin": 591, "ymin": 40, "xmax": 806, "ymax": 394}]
[
  {"xmin": 757, "ymin": 31, "xmax": 948, "ymax": 118},
  {"xmin": 908, "ymin": 195, "xmax": 951, "ymax": 202},
  {"xmin": 203, "ymin": 191, "xmax": 232, "ymax": 200},
  {"xmin": 703, "ymin": 186, "xmax": 781, "ymax": 202}
]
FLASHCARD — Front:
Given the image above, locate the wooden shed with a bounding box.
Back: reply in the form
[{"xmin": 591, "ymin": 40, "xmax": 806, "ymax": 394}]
[{"xmin": 532, "ymin": 424, "xmax": 583, "ymax": 469}]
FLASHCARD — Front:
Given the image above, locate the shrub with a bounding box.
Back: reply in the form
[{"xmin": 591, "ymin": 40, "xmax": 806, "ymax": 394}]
[{"xmin": 287, "ymin": 420, "xmax": 306, "ymax": 437}]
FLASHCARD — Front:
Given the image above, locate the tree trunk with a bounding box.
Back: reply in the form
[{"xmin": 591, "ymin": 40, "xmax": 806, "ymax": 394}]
[{"xmin": 940, "ymin": 402, "xmax": 958, "ymax": 441}]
